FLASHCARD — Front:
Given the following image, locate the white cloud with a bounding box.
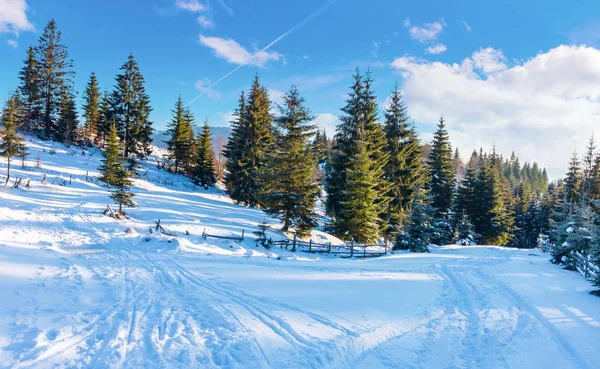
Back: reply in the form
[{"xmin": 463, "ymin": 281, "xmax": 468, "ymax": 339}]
[
  {"xmin": 199, "ymin": 35, "xmax": 282, "ymax": 67},
  {"xmin": 197, "ymin": 15, "xmax": 214, "ymax": 28},
  {"xmin": 461, "ymin": 20, "xmax": 472, "ymax": 32},
  {"xmin": 408, "ymin": 20, "xmax": 444, "ymax": 43},
  {"xmin": 313, "ymin": 113, "xmax": 339, "ymax": 137},
  {"xmin": 403, "ymin": 18, "xmax": 411, "ymax": 27},
  {"xmin": 195, "ymin": 78, "xmax": 221, "ymax": 99},
  {"xmin": 215, "ymin": 111, "xmax": 234, "ymax": 126},
  {"xmin": 303, "ymin": 55, "xmax": 310, "ymax": 60},
  {"xmin": 390, "ymin": 45, "xmax": 600, "ymax": 178},
  {"xmin": 372, "ymin": 41, "xmax": 380, "ymax": 57},
  {"xmin": 471, "ymin": 47, "xmax": 506, "ymax": 73},
  {"xmin": 176, "ymin": 0, "xmax": 205, "ymax": 12},
  {"xmin": 6, "ymin": 39, "xmax": 17, "ymax": 48},
  {"xmin": 425, "ymin": 43, "xmax": 447, "ymax": 54},
  {"xmin": 0, "ymin": 0, "xmax": 34, "ymax": 34}
]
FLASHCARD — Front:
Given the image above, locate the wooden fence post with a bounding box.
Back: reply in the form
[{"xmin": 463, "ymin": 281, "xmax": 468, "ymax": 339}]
[
  {"xmin": 69, "ymin": 175, "xmax": 72, "ymax": 185},
  {"xmin": 309, "ymin": 239, "xmax": 312, "ymax": 253},
  {"xmin": 585, "ymin": 251, "xmax": 589, "ymax": 278},
  {"xmin": 364, "ymin": 244, "xmax": 367, "ymax": 258},
  {"xmin": 350, "ymin": 238, "xmax": 354, "ymax": 258},
  {"xmin": 292, "ymin": 233, "xmax": 297, "ymax": 252},
  {"xmin": 328, "ymin": 243, "xmax": 331, "ymax": 254},
  {"xmin": 241, "ymin": 229, "xmax": 245, "ymax": 240}
]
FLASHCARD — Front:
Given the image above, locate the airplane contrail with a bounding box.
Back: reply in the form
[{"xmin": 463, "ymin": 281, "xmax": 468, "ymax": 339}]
[{"xmin": 187, "ymin": 0, "xmax": 340, "ymax": 106}]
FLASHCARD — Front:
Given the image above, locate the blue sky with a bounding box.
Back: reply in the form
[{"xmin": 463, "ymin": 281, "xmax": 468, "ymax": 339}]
[{"xmin": 2, "ymin": 0, "xmax": 600, "ymax": 178}]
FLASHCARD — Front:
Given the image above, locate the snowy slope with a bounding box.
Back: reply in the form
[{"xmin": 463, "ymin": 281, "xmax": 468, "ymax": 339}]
[{"xmin": 1, "ymin": 138, "xmax": 599, "ymax": 369}]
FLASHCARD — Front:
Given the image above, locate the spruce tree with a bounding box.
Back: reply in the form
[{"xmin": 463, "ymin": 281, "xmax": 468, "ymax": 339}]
[
  {"xmin": 259, "ymin": 86, "xmax": 320, "ymax": 235},
  {"xmin": 383, "ymin": 85, "xmax": 427, "ymax": 232},
  {"xmin": 582, "ymin": 134, "xmax": 596, "ymax": 197},
  {"xmin": 341, "ymin": 139, "xmax": 381, "ymax": 243},
  {"xmin": 166, "ymin": 96, "xmax": 195, "ymax": 173},
  {"xmin": 110, "ymin": 53, "xmax": 153, "ymax": 158},
  {"xmin": 0, "ymin": 97, "xmax": 26, "ymax": 184},
  {"xmin": 97, "ymin": 92, "xmax": 112, "ymax": 146},
  {"xmin": 99, "ymin": 123, "xmax": 135, "ymax": 213},
  {"xmin": 82, "ymin": 72, "xmax": 101, "ymax": 143},
  {"xmin": 326, "ymin": 69, "xmax": 389, "ymax": 239},
  {"xmin": 18, "ymin": 46, "xmax": 42, "ymax": 133},
  {"xmin": 57, "ymin": 91, "xmax": 78, "ymax": 147},
  {"xmin": 428, "ymin": 117, "xmax": 456, "ymax": 215},
  {"xmin": 396, "ymin": 190, "xmax": 436, "ymax": 252},
  {"xmin": 195, "ymin": 121, "xmax": 216, "ymax": 188},
  {"xmin": 511, "ymin": 182, "xmax": 540, "ymax": 248},
  {"xmin": 564, "ymin": 151, "xmax": 582, "ymax": 205},
  {"xmin": 224, "ymin": 91, "xmax": 249, "ymax": 202},
  {"xmin": 36, "ymin": 20, "xmax": 75, "ymax": 140}
]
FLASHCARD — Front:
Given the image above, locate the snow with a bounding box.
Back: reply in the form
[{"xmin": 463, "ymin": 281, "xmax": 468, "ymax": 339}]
[{"xmin": 1, "ymin": 137, "xmax": 600, "ymax": 368}]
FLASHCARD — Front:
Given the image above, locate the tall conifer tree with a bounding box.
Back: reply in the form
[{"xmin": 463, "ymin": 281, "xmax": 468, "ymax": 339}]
[
  {"xmin": 82, "ymin": 73, "xmax": 101, "ymax": 143},
  {"xmin": 0, "ymin": 97, "xmax": 26, "ymax": 184},
  {"xmin": 259, "ymin": 86, "xmax": 320, "ymax": 235},
  {"xmin": 18, "ymin": 46, "xmax": 42, "ymax": 133},
  {"xmin": 195, "ymin": 121, "xmax": 216, "ymax": 188},
  {"xmin": 99, "ymin": 123, "xmax": 135, "ymax": 213},
  {"xmin": 166, "ymin": 97, "xmax": 194, "ymax": 173}
]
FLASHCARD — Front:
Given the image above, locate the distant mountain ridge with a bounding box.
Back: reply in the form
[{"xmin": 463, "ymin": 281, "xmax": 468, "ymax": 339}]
[{"xmin": 152, "ymin": 126, "xmax": 231, "ymax": 151}]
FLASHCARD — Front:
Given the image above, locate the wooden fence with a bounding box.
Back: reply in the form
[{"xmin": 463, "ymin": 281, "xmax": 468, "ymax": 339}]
[
  {"xmin": 202, "ymin": 228, "xmax": 245, "ymax": 242},
  {"xmin": 572, "ymin": 250, "xmax": 599, "ymax": 281},
  {"xmin": 272, "ymin": 235, "xmax": 388, "ymax": 258}
]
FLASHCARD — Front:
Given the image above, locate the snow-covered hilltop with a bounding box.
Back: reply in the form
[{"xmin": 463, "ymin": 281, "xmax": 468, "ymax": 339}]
[{"xmin": 0, "ymin": 138, "xmax": 599, "ymax": 369}]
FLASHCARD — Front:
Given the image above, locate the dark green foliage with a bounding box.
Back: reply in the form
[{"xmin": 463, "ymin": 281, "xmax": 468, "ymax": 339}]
[
  {"xmin": 166, "ymin": 97, "xmax": 195, "ymax": 173},
  {"xmin": 224, "ymin": 76, "xmax": 274, "ymax": 206},
  {"xmin": 224, "ymin": 91, "xmax": 248, "ymax": 201},
  {"xmin": 455, "ymin": 213, "xmax": 479, "ymax": 245},
  {"xmin": 1, "ymin": 97, "xmax": 26, "ymax": 182},
  {"xmin": 18, "ymin": 46, "xmax": 42, "ymax": 133},
  {"xmin": 326, "ymin": 69, "xmax": 389, "ymax": 240},
  {"xmin": 511, "ymin": 182, "xmax": 541, "ymax": 249},
  {"xmin": 341, "ymin": 139, "xmax": 382, "ymax": 243},
  {"xmin": 97, "ymin": 92, "xmax": 113, "ymax": 147},
  {"xmin": 564, "ymin": 151, "xmax": 582, "ymax": 205},
  {"xmin": 99, "ymin": 123, "xmax": 135, "ymax": 213},
  {"xmin": 36, "ymin": 20, "xmax": 75, "ymax": 140},
  {"xmin": 195, "ymin": 121, "xmax": 216, "ymax": 188},
  {"xmin": 110, "ymin": 53, "xmax": 153, "ymax": 158},
  {"xmin": 383, "ymin": 85, "xmax": 427, "ymax": 232},
  {"xmin": 259, "ymin": 86, "xmax": 319, "ymax": 236},
  {"xmin": 82, "ymin": 72, "xmax": 101, "ymax": 143},
  {"xmin": 312, "ymin": 130, "xmax": 329, "ymax": 164},
  {"xmin": 396, "ymin": 191, "xmax": 435, "ymax": 252},
  {"xmin": 428, "ymin": 117, "xmax": 456, "ymax": 217},
  {"xmin": 57, "ymin": 92, "xmax": 78, "ymax": 147},
  {"xmin": 254, "ymin": 219, "xmax": 271, "ymax": 249}
]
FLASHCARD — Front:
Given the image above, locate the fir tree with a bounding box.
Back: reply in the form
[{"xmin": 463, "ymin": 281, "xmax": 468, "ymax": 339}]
[
  {"xmin": 564, "ymin": 151, "xmax": 582, "ymax": 205},
  {"xmin": 511, "ymin": 182, "xmax": 540, "ymax": 248},
  {"xmin": 383, "ymin": 85, "xmax": 427, "ymax": 232},
  {"xmin": 327, "ymin": 69, "xmax": 389, "ymax": 239},
  {"xmin": 18, "ymin": 46, "xmax": 42, "ymax": 133},
  {"xmin": 99, "ymin": 123, "xmax": 135, "ymax": 213},
  {"xmin": 195, "ymin": 121, "xmax": 216, "ymax": 188},
  {"xmin": 166, "ymin": 96, "xmax": 195, "ymax": 173},
  {"xmin": 0, "ymin": 97, "xmax": 26, "ymax": 184},
  {"xmin": 341, "ymin": 139, "xmax": 381, "ymax": 243},
  {"xmin": 97, "ymin": 92, "xmax": 113, "ymax": 146},
  {"xmin": 224, "ymin": 91, "xmax": 249, "ymax": 202},
  {"xmin": 110, "ymin": 53, "xmax": 153, "ymax": 158},
  {"xmin": 259, "ymin": 86, "xmax": 320, "ymax": 235},
  {"xmin": 397, "ymin": 190, "xmax": 436, "ymax": 252},
  {"xmin": 455, "ymin": 213, "xmax": 479, "ymax": 245},
  {"xmin": 36, "ymin": 20, "xmax": 75, "ymax": 140},
  {"xmin": 82, "ymin": 72, "xmax": 101, "ymax": 143},
  {"xmin": 428, "ymin": 117, "xmax": 456, "ymax": 216},
  {"xmin": 582, "ymin": 134, "xmax": 596, "ymax": 197},
  {"xmin": 57, "ymin": 91, "xmax": 78, "ymax": 147}
]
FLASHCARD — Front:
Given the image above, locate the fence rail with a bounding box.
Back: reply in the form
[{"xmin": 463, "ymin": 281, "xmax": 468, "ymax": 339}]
[
  {"xmin": 572, "ymin": 251, "xmax": 599, "ymax": 280},
  {"xmin": 202, "ymin": 228, "xmax": 245, "ymax": 242},
  {"xmin": 272, "ymin": 236, "xmax": 388, "ymax": 258}
]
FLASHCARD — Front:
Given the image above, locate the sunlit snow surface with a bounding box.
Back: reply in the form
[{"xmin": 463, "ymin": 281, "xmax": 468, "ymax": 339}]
[{"xmin": 0, "ymin": 138, "xmax": 599, "ymax": 369}]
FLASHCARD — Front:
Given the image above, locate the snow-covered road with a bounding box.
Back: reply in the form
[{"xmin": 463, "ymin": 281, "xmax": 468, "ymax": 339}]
[{"xmin": 2, "ymin": 241, "xmax": 599, "ymax": 369}]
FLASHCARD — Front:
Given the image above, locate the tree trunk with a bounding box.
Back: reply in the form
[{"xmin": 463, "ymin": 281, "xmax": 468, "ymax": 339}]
[
  {"xmin": 283, "ymin": 212, "xmax": 290, "ymax": 232},
  {"xmin": 5, "ymin": 157, "xmax": 11, "ymax": 187}
]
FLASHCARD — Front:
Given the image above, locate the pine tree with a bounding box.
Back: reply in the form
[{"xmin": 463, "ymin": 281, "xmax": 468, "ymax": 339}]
[
  {"xmin": 455, "ymin": 213, "xmax": 479, "ymax": 245},
  {"xmin": 99, "ymin": 123, "xmax": 135, "ymax": 213},
  {"xmin": 224, "ymin": 91, "xmax": 249, "ymax": 203},
  {"xmin": 455, "ymin": 165, "xmax": 478, "ymax": 219},
  {"xmin": 326, "ymin": 69, "xmax": 389, "ymax": 239},
  {"xmin": 57, "ymin": 91, "xmax": 78, "ymax": 147},
  {"xmin": 82, "ymin": 72, "xmax": 101, "ymax": 143},
  {"xmin": 166, "ymin": 97, "xmax": 195, "ymax": 173},
  {"xmin": 582, "ymin": 134, "xmax": 596, "ymax": 197},
  {"xmin": 97, "ymin": 92, "xmax": 113, "ymax": 146},
  {"xmin": 428, "ymin": 117, "xmax": 456, "ymax": 216},
  {"xmin": 341, "ymin": 139, "xmax": 381, "ymax": 243},
  {"xmin": 1, "ymin": 97, "xmax": 26, "ymax": 184},
  {"xmin": 195, "ymin": 121, "xmax": 216, "ymax": 188},
  {"xmin": 564, "ymin": 151, "xmax": 582, "ymax": 204},
  {"xmin": 312, "ymin": 130, "xmax": 328, "ymax": 164},
  {"xmin": 383, "ymin": 85, "xmax": 427, "ymax": 232},
  {"xmin": 396, "ymin": 190, "xmax": 436, "ymax": 252},
  {"xmin": 36, "ymin": 20, "xmax": 75, "ymax": 140},
  {"xmin": 454, "ymin": 148, "xmax": 465, "ymax": 179},
  {"xmin": 110, "ymin": 53, "xmax": 153, "ymax": 158},
  {"xmin": 511, "ymin": 182, "xmax": 540, "ymax": 248},
  {"xmin": 18, "ymin": 46, "xmax": 42, "ymax": 133},
  {"xmin": 259, "ymin": 86, "xmax": 320, "ymax": 235}
]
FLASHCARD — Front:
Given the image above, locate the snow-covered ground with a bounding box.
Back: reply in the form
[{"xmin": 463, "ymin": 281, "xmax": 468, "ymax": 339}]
[{"xmin": 1, "ymin": 138, "xmax": 599, "ymax": 369}]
